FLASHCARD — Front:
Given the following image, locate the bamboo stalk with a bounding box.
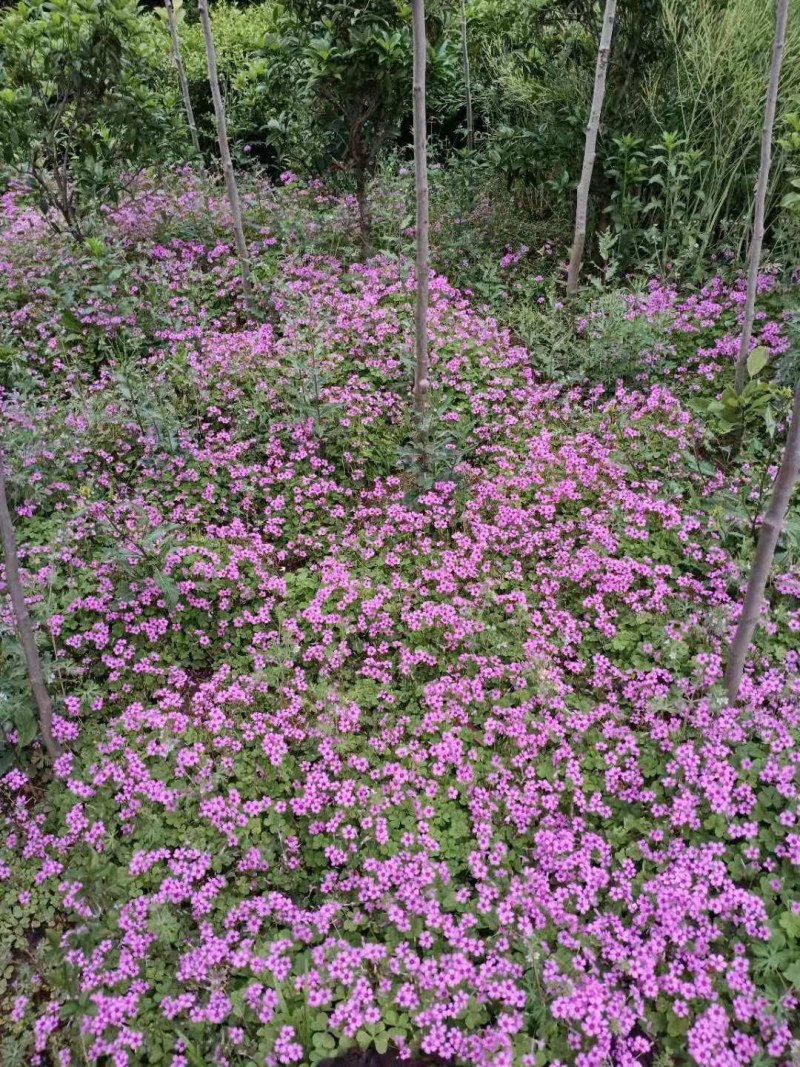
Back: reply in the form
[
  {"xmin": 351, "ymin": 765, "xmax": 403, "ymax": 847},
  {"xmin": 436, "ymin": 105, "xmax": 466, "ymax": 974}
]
[
  {"xmin": 0, "ymin": 440, "xmax": 61, "ymax": 761},
  {"xmin": 165, "ymin": 0, "xmax": 202, "ymax": 158},
  {"xmin": 724, "ymin": 385, "xmax": 800, "ymax": 702},
  {"xmin": 198, "ymin": 0, "xmax": 256, "ymax": 314},
  {"xmin": 733, "ymin": 0, "xmax": 790, "ymax": 394},
  {"xmin": 412, "ymin": 0, "xmax": 430, "ymax": 428},
  {"xmin": 460, "ymin": 0, "xmax": 474, "ymax": 151},
  {"xmin": 566, "ymin": 0, "xmax": 617, "ymax": 297}
]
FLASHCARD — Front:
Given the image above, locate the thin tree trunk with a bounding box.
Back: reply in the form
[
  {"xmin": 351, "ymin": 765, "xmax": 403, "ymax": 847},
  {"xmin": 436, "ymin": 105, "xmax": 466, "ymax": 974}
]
[
  {"xmin": 565, "ymin": 0, "xmax": 617, "ymax": 298},
  {"xmin": 165, "ymin": 0, "xmax": 202, "ymax": 158},
  {"xmin": 460, "ymin": 0, "xmax": 474, "ymax": 151},
  {"xmin": 733, "ymin": 0, "xmax": 790, "ymax": 395},
  {"xmin": 198, "ymin": 0, "xmax": 255, "ymax": 314},
  {"xmin": 0, "ymin": 441, "xmax": 61, "ymax": 761},
  {"xmin": 355, "ymin": 173, "xmax": 372, "ymax": 258},
  {"xmin": 724, "ymin": 385, "xmax": 800, "ymax": 703},
  {"xmin": 412, "ymin": 0, "xmax": 431, "ymax": 440}
]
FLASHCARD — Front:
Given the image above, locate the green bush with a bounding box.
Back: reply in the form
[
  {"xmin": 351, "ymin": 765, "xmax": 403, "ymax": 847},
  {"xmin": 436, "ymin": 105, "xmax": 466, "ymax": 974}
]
[
  {"xmin": 166, "ymin": 1, "xmax": 307, "ymax": 169},
  {"xmin": 0, "ymin": 0, "xmax": 180, "ymax": 239}
]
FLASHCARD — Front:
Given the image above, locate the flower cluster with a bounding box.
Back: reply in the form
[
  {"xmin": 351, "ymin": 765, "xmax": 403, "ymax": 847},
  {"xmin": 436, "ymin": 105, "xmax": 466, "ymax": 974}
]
[{"xmin": 0, "ymin": 173, "xmax": 798, "ymax": 1067}]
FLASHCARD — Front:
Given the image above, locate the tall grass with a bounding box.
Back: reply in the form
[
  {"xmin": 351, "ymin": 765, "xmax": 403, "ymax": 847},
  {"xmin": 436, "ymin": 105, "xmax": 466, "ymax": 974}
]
[{"xmin": 645, "ymin": 0, "xmax": 800, "ymax": 265}]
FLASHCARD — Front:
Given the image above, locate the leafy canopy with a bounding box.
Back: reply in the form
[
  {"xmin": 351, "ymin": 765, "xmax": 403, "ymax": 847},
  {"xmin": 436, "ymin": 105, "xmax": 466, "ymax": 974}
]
[{"xmin": 0, "ymin": 0, "xmax": 179, "ymax": 238}]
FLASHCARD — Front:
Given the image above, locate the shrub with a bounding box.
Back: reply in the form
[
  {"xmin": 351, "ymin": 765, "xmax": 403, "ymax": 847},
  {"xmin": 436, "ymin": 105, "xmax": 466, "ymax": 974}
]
[
  {"xmin": 0, "ymin": 0, "xmax": 180, "ymax": 239},
  {"xmin": 166, "ymin": 1, "xmax": 309, "ymax": 172}
]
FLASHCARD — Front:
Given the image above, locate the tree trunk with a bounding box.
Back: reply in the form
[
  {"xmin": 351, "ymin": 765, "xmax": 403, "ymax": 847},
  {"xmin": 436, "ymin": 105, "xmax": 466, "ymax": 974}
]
[
  {"xmin": 565, "ymin": 0, "xmax": 617, "ymax": 298},
  {"xmin": 411, "ymin": 0, "xmax": 431, "ymax": 440},
  {"xmin": 165, "ymin": 0, "xmax": 202, "ymax": 158},
  {"xmin": 0, "ymin": 441, "xmax": 61, "ymax": 761},
  {"xmin": 733, "ymin": 0, "xmax": 790, "ymax": 395},
  {"xmin": 724, "ymin": 385, "xmax": 800, "ymax": 703},
  {"xmin": 460, "ymin": 0, "xmax": 474, "ymax": 151},
  {"xmin": 198, "ymin": 0, "xmax": 256, "ymax": 314},
  {"xmin": 354, "ymin": 150, "xmax": 372, "ymax": 257},
  {"xmin": 356, "ymin": 181, "xmax": 372, "ymax": 257}
]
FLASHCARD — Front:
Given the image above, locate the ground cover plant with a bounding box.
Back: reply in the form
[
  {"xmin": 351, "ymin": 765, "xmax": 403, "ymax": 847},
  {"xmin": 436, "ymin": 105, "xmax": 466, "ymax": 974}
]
[
  {"xmin": 0, "ymin": 168, "xmax": 799, "ymax": 1067},
  {"xmin": 2, "ymin": 0, "xmax": 800, "ymax": 1065}
]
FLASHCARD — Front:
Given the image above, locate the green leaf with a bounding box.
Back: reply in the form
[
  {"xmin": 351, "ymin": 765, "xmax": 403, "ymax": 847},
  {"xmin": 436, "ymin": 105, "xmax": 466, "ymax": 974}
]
[
  {"xmin": 783, "ymin": 961, "xmax": 800, "ymax": 987},
  {"xmin": 312, "ymin": 1033, "xmax": 336, "ymax": 1050},
  {"xmin": 667, "ymin": 1011, "xmax": 691, "ymax": 1037},
  {"xmin": 746, "ymin": 346, "xmax": 769, "ymax": 379},
  {"xmin": 779, "ymin": 911, "xmax": 800, "ymax": 940},
  {"xmin": 61, "ymin": 309, "xmax": 83, "ymax": 334},
  {"xmin": 154, "ymin": 573, "xmax": 180, "ymax": 611},
  {"xmin": 764, "ymin": 405, "xmax": 777, "ymax": 439},
  {"xmin": 13, "ymin": 702, "xmax": 38, "ymax": 748}
]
